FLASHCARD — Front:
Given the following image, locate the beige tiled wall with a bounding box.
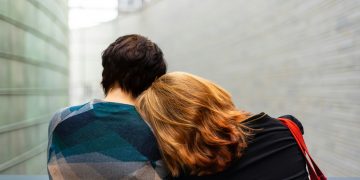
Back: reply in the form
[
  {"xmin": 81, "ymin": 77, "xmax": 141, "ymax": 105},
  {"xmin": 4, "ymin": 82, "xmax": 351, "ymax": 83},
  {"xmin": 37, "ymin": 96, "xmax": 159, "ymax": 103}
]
[{"xmin": 0, "ymin": 0, "xmax": 69, "ymax": 174}]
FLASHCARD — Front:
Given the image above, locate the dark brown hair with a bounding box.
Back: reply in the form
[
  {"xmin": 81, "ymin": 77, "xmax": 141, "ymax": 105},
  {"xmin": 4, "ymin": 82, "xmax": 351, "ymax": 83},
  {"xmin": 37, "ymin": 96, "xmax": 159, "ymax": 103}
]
[{"xmin": 101, "ymin": 34, "xmax": 167, "ymax": 97}]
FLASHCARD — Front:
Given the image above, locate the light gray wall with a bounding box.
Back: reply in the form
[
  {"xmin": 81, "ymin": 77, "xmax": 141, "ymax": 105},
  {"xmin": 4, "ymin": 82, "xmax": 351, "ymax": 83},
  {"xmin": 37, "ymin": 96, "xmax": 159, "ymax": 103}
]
[
  {"xmin": 70, "ymin": 0, "xmax": 360, "ymax": 176},
  {"xmin": 0, "ymin": 0, "xmax": 69, "ymax": 174}
]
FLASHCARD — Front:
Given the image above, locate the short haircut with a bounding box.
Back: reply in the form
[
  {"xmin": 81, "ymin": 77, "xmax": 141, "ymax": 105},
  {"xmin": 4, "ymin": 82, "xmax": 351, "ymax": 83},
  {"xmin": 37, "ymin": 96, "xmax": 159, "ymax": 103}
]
[{"xmin": 101, "ymin": 34, "xmax": 167, "ymax": 97}]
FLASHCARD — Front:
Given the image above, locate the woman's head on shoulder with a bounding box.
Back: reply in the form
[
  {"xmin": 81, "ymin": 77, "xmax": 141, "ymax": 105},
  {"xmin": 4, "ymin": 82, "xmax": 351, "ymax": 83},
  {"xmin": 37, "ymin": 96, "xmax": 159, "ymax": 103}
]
[{"xmin": 136, "ymin": 71, "xmax": 252, "ymax": 177}]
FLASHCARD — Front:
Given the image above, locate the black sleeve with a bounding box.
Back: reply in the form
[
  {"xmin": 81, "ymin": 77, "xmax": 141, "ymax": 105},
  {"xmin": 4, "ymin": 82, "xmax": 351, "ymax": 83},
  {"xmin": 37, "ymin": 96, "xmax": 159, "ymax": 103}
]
[{"xmin": 279, "ymin": 115, "xmax": 304, "ymax": 135}]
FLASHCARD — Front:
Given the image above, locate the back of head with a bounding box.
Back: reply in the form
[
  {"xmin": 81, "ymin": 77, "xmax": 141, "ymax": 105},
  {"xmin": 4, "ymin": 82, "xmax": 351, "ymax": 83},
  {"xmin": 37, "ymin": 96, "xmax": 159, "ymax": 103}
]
[
  {"xmin": 101, "ymin": 34, "xmax": 167, "ymax": 97},
  {"xmin": 136, "ymin": 72, "xmax": 251, "ymax": 177}
]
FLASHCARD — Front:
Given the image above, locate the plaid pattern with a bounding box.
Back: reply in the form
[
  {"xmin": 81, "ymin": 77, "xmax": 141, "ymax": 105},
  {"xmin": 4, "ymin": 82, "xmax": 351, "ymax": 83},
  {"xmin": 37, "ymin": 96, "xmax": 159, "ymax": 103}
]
[{"xmin": 47, "ymin": 99, "xmax": 167, "ymax": 180}]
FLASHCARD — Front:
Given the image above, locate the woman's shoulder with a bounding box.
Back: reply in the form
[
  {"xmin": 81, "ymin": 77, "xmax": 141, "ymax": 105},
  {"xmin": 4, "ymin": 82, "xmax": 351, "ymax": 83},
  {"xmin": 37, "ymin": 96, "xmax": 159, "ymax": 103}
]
[
  {"xmin": 243, "ymin": 113, "xmax": 304, "ymax": 135},
  {"xmin": 278, "ymin": 114, "xmax": 304, "ymax": 134}
]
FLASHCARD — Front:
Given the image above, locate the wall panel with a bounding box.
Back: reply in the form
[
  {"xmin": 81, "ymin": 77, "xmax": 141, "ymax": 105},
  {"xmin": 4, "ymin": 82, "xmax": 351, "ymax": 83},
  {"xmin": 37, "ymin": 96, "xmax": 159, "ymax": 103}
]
[{"xmin": 0, "ymin": 0, "xmax": 69, "ymax": 174}]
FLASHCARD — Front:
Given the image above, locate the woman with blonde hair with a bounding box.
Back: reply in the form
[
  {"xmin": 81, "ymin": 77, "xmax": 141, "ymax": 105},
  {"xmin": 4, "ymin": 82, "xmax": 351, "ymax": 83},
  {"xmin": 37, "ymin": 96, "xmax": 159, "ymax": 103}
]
[{"xmin": 136, "ymin": 72, "xmax": 309, "ymax": 179}]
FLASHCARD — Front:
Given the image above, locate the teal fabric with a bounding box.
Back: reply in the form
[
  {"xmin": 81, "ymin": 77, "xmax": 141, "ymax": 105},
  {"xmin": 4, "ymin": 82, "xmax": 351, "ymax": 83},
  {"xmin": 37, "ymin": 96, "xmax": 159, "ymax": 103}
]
[{"xmin": 47, "ymin": 99, "xmax": 167, "ymax": 179}]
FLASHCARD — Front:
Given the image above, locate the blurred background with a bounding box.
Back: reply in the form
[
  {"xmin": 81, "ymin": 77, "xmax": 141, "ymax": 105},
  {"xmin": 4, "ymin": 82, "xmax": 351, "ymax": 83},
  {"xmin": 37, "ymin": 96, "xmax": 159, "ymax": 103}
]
[{"xmin": 0, "ymin": 0, "xmax": 359, "ymax": 177}]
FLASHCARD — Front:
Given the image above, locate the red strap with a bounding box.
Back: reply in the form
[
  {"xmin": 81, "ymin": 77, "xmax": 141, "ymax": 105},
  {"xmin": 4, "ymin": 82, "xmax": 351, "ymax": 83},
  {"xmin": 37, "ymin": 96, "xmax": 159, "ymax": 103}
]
[{"xmin": 278, "ymin": 118, "xmax": 327, "ymax": 180}]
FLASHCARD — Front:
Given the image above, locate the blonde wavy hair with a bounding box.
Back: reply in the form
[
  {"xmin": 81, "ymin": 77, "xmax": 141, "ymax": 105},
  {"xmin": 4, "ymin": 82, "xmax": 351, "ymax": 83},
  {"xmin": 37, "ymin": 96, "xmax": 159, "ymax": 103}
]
[{"xmin": 136, "ymin": 72, "xmax": 252, "ymax": 177}]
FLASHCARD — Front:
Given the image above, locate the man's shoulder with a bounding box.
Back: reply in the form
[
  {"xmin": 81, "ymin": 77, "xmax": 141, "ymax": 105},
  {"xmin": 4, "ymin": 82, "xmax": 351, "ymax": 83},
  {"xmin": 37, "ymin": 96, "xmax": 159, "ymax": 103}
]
[
  {"xmin": 48, "ymin": 102, "xmax": 92, "ymax": 135},
  {"xmin": 53, "ymin": 102, "xmax": 91, "ymax": 120}
]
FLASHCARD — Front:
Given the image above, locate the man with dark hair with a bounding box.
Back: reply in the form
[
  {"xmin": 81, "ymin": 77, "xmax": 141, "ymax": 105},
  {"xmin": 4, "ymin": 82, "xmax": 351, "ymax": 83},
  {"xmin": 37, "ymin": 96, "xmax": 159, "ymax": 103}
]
[
  {"xmin": 47, "ymin": 34, "xmax": 168, "ymax": 179},
  {"xmin": 101, "ymin": 34, "xmax": 166, "ymax": 98}
]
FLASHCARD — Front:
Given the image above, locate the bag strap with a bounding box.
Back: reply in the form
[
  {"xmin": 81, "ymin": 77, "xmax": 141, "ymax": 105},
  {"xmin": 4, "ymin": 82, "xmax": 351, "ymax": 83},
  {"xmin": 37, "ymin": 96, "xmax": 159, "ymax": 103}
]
[{"xmin": 278, "ymin": 118, "xmax": 327, "ymax": 180}]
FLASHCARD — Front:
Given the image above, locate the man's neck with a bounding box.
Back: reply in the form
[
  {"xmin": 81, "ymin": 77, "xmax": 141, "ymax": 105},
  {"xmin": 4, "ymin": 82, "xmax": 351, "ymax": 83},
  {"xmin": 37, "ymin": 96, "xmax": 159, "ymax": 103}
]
[{"xmin": 103, "ymin": 86, "xmax": 135, "ymax": 105}]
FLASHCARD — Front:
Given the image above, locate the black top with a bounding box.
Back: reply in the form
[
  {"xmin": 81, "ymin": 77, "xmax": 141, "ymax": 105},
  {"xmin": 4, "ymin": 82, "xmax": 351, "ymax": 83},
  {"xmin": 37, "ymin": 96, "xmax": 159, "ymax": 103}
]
[{"xmin": 173, "ymin": 113, "xmax": 308, "ymax": 180}]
